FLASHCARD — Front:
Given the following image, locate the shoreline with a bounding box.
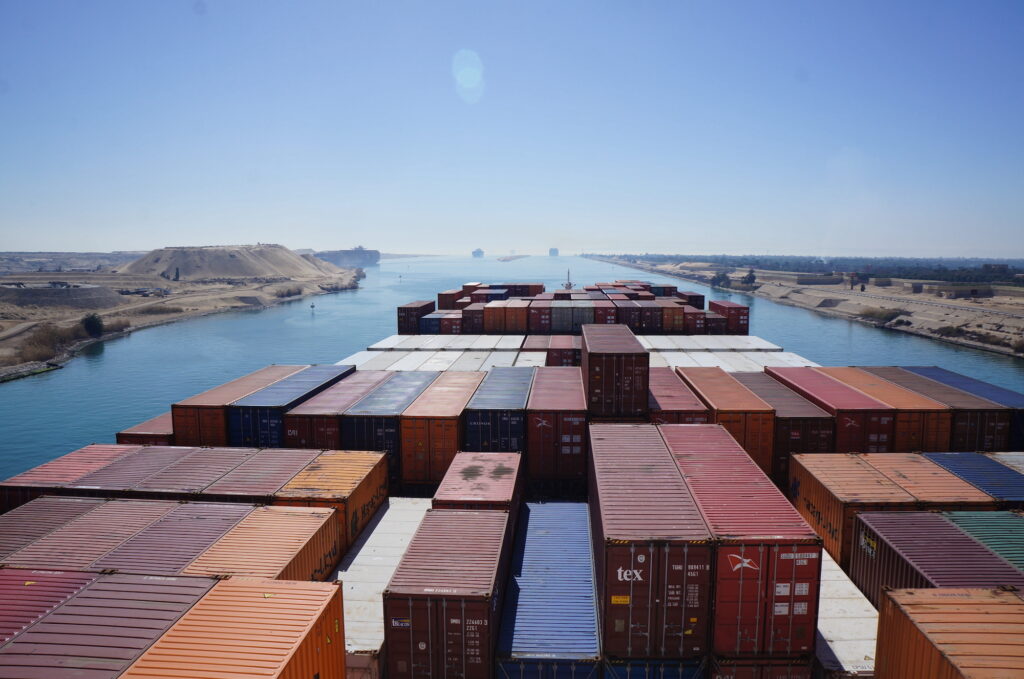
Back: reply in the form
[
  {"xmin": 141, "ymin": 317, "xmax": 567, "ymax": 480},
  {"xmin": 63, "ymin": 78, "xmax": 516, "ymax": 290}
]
[
  {"xmin": 586, "ymin": 256, "xmax": 1024, "ymax": 360},
  {"xmin": 0, "ymin": 281, "xmax": 361, "ymax": 384}
]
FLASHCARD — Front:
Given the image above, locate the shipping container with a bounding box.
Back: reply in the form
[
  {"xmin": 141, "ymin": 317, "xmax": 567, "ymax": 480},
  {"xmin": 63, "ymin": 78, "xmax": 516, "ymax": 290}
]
[
  {"xmin": 589, "ymin": 424, "xmax": 713, "ymax": 659},
  {"xmin": 0, "ymin": 496, "xmax": 104, "ymax": 558},
  {"xmin": 547, "ymin": 334, "xmax": 581, "ymax": 366},
  {"xmin": 515, "ymin": 352, "xmax": 547, "ymax": 367},
  {"xmin": 418, "ymin": 312, "xmax": 444, "ymax": 334},
  {"xmin": 284, "ymin": 371, "xmax": 394, "ymax": 449},
  {"xmin": 0, "ymin": 444, "xmax": 141, "ymax": 512},
  {"xmin": 813, "ymin": 550, "xmax": 876, "ymax": 679},
  {"xmin": 440, "ymin": 311, "xmax": 463, "ymax": 335},
  {"xmin": 904, "ymin": 365, "xmax": 1024, "ymax": 449},
  {"xmin": 708, "ymin": 658, "xmax": 813, "ymax": 678},
  {"xmin": 116, "ymin": 411, "xmax": 175, "ymax": 446},
  {"xmin": 765, "ymin": 367, "xmax": 895, "ymax": 453},
  {"xmin": 614, "ymin": 300, "xmax": 643, "ymax": 332},
  {"xmin": 485, "ymin": 300, "xmax": 509, "ymax": 333},
  {"xmin": 944, "ymin": 510, "xmax": 1024, "ymax": 572},
  {"xmin": 527, "ymin": 367, "xmax": 589, "ymax": 482},
  {"xmin": 464, "ymin": 303, "xmax": 487, "ymax": 333},
  {"xmin": 0, "ymin": 567, "xmax": 100, "ymax": 645},
  {"xmin": 637, "ymin": 300, "xmax": 664, "ymax": 334},
  {"xmin": 704, "ymin": 313, "xmax": 727, "ymax": 335},
  {"xmin": 675, "ymin": 291, "xmax": 705, "ymax": 309},
  {"xmin": 275, "ymin": 450, "xmax": 388, "ymax": 552},
  {"xmin": 433, "ymin": 451, "xmax": 522, "ymax": 519},
  {"xmin": 496, "ymin": 503, "xmax": 601, "ymax": 677},
  {"xmin": 528, "ymin": 300, "xmax": 552, "ymax": 334},
  {"xmin": 121, "ymin": 577, "xmax": 344, "ymax": 679},
  {"xmin": 815, "ymin": 367, "xmax": 952, "ymax": 452},
  {"xmin": 848, "ymin": 511, "xmax": 1024, "ymax": 609},
  {"xmin": 506, "ymin": 299, "xmax": 531, "ymax": 333},
  {"xmin": 172, "ymin": 365, "xmax": 307, "ymax": 446},
  {"xmin": 708, "ymin": 301, "xmax": 750, "ymax": 335},
  {"xmin": 992, "ymin": 451, "xmax": 1024, "ymax": 476},
  {"xmin": 594, "ymin": 299, "xmax": 618, "ymax": 325},
  {"xmin": 660, "ymin": 424, "xmax": 821, "ymax": 658},
  {"xmin": 343, "ymin": 371, "xmax": 440, "ymax": 478},
  {"xmin": 582, "ymin": 325, "xmax": 649, "ymax": 418},
  {"xmin": 677, "ymin": 368, "xmax": 775, "ymax": 475},
  {"xmin": 336, "ymin": 498, "xmax": 431, "ymax": 679},
  {"xmin": 648, "ymin": 367, "xmax": 712, "ymax": 425},
  {"xmin": 0, "ymin": 569, "xmax": 218, "ymax": 678},
  {"xmin": 522, "ymin": 335, "xmax": 550, "ymax": 351},
  {"xmin": 924, "ymin": 451, "xmax": 1024, "ymax": 505},
  {"xmin": 656, "ymin": 299, "xmax": 686, "ymax": 334},
  {"xmin": 204, "ymin": 447, "xmax": 321, "ymax": 500},
  {"xmin": 552, "ymin": 300, "xmax": 574, "ymax": 333},
  {"xmin": 439, "ymin": 289, "xmax": 463, "ymax": 310},
  {"xmin": 603, "ymin": 660, "xmax": 706, "ymax": 678},
  {"xmin": 731, "ymin": 373, "xmax": 834, "ymax": 486},
  {"xmin": 384, "ymin": 509, "xmax": 510, "ymax": 679},
  {"xmin": 464, "ymin": 367, "xmax": 535, "ymax": 452},
  {"xmin": 398, "ymin": 300, "xmax": 435, "ymax": 334},
  {"xmin": 400, "ymin": 371, "xmax": 486, "ymax": 484},
  {"xmin": 681, "ymin": 306, "xmax": 706, "ymax": 334},
  {"xmin": 875, "ymin": 587, "xmax": 1024, "ymax": 679}
]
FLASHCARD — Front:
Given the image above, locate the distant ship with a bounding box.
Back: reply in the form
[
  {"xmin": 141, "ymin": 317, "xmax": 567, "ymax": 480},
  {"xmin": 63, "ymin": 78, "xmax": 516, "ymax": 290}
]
[
  {"xmin": 549, "ymin": 248, "xmax": 559, "ymax": 257},
  {"xmin": 472, "ymin": 249, "xmax": 484, "ymax": 258},
  {"xmin": 315, "ymin": 246, "xmax": 380, "ymax": 267}
]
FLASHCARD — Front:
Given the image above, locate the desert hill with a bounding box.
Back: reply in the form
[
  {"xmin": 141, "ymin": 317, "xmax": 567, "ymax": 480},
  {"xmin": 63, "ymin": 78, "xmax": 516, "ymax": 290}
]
[{"xmin": 121, "ymin": 244, "xmax": 341, "ymax": 280}]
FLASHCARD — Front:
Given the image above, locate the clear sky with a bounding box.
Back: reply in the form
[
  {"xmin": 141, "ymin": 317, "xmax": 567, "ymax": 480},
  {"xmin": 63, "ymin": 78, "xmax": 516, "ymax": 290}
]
[{"xmin": 1, "ymin": 1, "xmax": 1022, "ymax": 257}]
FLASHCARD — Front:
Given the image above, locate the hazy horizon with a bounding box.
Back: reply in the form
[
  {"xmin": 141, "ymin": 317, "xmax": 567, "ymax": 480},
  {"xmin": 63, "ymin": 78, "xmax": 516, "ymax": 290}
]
[{"xmin": 2, "ymin": 2, "xmax": 1022, "ymax": 257}]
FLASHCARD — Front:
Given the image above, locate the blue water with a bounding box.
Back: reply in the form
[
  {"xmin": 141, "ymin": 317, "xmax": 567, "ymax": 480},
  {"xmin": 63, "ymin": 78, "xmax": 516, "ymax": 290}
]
[{"xmin": 2, "ymin": 255, "xmax": 1022, "ymax": 478}]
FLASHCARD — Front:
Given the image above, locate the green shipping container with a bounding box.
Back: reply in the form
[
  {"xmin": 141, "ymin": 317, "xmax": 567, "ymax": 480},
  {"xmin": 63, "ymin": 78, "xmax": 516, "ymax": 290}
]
[{"xmin": 944, "ymin": 510, "xmax": 1024, "ymax": 572}]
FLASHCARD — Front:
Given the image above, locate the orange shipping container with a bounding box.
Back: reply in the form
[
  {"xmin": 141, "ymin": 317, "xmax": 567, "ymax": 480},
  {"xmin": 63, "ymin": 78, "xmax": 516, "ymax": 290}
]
[
  {"xmin": 183, "ymin": 505, "xmax": 341, "ymax": 581},
  {"xmin": 815, "ymin": 367, "xmax": 952, "ymax": 452},
  {"xmin": 483, "ymin": 300, "xmax": 508, "ymax": 333},
  {"xmin": 875, "ymin": 588, "xmax": 1024, "ymax": 679},
  {"xmin": 676, "ymin": 367, "xmax": 775, "ymax": 475},
  {"xmin": 505, "ymin": 299, "xmax": 530, "ymax": 333},
  {"xmin": 400, "ymin": 371, "xmax": 486, "ymax": 484},
  {"xmin": 121, "ymin": 577, "xmax": 345, "ymax": 679},
  {"xmin": 274, "ymin": 450, "xmax": 388, "ymax": 552},
  {"xmin": 172, "ymin": 365, "xmax": 307, "ymax": 446}
]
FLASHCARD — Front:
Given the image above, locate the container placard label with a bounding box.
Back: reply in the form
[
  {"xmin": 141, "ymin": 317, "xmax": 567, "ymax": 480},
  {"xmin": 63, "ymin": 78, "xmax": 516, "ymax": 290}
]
[
  {"xmin": 391, "ymin": 617, "xmax": 411, "ymax": 628},
  {"xmin": 611, "ymin": 595, "xmax": 631, "ymax": 605}
]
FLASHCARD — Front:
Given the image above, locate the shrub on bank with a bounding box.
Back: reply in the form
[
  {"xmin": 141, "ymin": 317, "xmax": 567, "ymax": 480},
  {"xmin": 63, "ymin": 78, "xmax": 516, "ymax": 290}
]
[
  {"xmin": 860, "ymin": 307, "xmax": 908, "ymax": 323},
  {"xmin": 274, "ymin": 286, "xmax": 303, "ymax": 298}
]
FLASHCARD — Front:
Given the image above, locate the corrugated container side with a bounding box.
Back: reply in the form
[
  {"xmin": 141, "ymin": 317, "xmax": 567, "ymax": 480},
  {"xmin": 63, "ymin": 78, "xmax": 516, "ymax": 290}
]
[
  {"xmin": 944, "ymin": 510, "xmax": 1024, "ymax": 572},
  {"xmin": 924, "ymin": 451, "xmax": 1024, "ymax": 504},
  {"xmin": 708, "ymin": 658, "xmax": 813, "ymax": 678},
  {"xmin": 464, "ymin": 367, "xmax": 535, "ymax": 452},
  {"xmin": 433, "ymin": 452, "xmax": 522, "ymax": 516},
  {"xmin": 526, "ymin": 367, "xmax": 589, "ymax": 482},
  {"xmin": 0, "ymin": 568, "xmax": 99, "ymax": 644},
  {"xmin": 384, "ymin": 510, "xmax": 510, "ymax": 679},
  {"xmin": 589, "ymin": 424, "xmax": 713, "ymax": 659},
  {"xmin": 648, "ymin": 367, "xmax": 712, "ymax": 425},
  {"xmin": 0, "ymin": 444, "xmax": 142, "ymax": 512},
  {"xmin": 875, "ymin": 587, "xmax": 1024, "ymax": 679},
  {"xmin": 859, "ymin": 453, "xmax": 996, "ymax": 505},
  {"xmin": 848, "ymin": 512, "xmax": 1024, "ymax": 609},
  {"xmin": 603, "ymin": 660, "xmax": 706, "ymax": 678},
  {"xmin": 201, "ymin": 448, "xmax": 321, "ymax": 501},
  {"xmin": 581, "ymin": 325, "xmax": 650, "ymax": 418},
  {"xmin": 283, "ymin": 371, "xmax": 394, "ymax": 449},
  {"xmin": 116, "ymin": 411, "xmax": 176, "ymax": 445},
  {"xmin": 0, "ymin": 497, "xmax": 105, "ymax": 560},
  {"xmin": 120, "ymin": 577, "xmax": 345, "ymax": 679}
]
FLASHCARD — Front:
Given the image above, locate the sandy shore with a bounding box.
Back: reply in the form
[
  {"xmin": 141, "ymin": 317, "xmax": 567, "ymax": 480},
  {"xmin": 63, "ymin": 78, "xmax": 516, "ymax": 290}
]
[{"xmin": 586, "ymin": 256, "xmax": 1024, "ymax": 359}]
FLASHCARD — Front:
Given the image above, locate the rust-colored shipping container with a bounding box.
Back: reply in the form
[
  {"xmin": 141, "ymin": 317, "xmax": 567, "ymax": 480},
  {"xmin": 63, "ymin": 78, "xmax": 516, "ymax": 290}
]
[
  {"xmin": 613, "ymin": 300, "xmax": 642, "ymax": 332},
  {"xmin": 660, "ymin": 424, "xmax": 821, "ymax": 659},
  {"xmin": 0, "ymin": 496, "xmax": 104, "ymax": 558},
  {"xmin": 589, "ymin": 424, "xmax": 713, "ymax": 659},
  {"xmin": 172, "ymin": 365, "xmax": 307, "ymax": 446},
  {"xmin": 526, "ymin": 367, "xmax": 588, "ymax": 482},
  {"xmin": 547, "ymin": 335, "xmax": 581, "ymax": 366},
  {"xmin": 398, "ymin": 300, "xmax": 435, "ymax": 334},
  {"xmin": 0, "ymin": 567, "xmax": 100, "ymax": 645},
  {"xmin": 709, "ymin": 300, "xmax": 749, "ymax": 335},
  {"xmin": 709, "ymin": 658, "xmax": 813, "ymax": 678},
  {"xmin": 400, "ymin": 371, "xmax": 485, "ymax": 484},
  {"xmin": 788, "ymin": 453, "xmax": 997, "ymax": 569},
  {"xmin": 438, "ymin": 289, "xmax": 463, "ymax": 310},
  {"xmin": 636, "ymin": 300, "xmax": 663, "ymax": 333},
  {"xmin": 581, "ymin": 325, "xmax": 649, "ymax": 418},
  {"xmin": 593, "ymin": 299, "xmax": 617, "ymax": 324},
  {"xmin": 681, "ymin": 305, "xmax": 706, "ymax": 334},
  {"xmin": 384, "ymin": 509, "xmax": 510, "ymax": 679},
  {"xmin": 522, "ymin": 334, "xmax": 550, "ymax": 351},
  {"xmin": 766, "ymin": 367, "xmax": 895, "ymax": 453},
  {"xmin": 121, "ymin": 577, "xmax": 345, "ymax": 679},
  {"xmin": 860, "ymin": 366, "xmax": 1010, "ymax": 451},
  {"xmin": 484, "ymin": 300, "xmax": 508, "ymax": 333},
  {"xmin": 705, "ymin": 312, "xmax": 727, "ymax": 335},
  {"xmin": 283, "ymin": 371, "xmax": 393, "ymax": 449},
  {"xmin": 432, "ymin": 451, "xmax": 522, "ymax": 514},
  {"xmin": 202, "ymin": 447, "xmax": 321, "ymax": 500},
  {"xmin": 505, "ymin": 299, "xmax": 530, "ymax": 333},
  {"xmin": 439, "ymin": 311, "xmax": 462, "ymax": 334},
  {"xmin": 463, "ymin": 302, "xmax": 486, "ymax": 333},
  {"xmin": 656, "ymin": 299, "xmax": 686, "ymax": 333},
  {"xmin": 731, "ymin": 372, "xmax": 834, "ymax": 486},
  {"xmin": 849, "ymin": 512, "xmax": 1024, "ymax": 609},
  {"xmin": 274, "ymin": 450, "xmax": 388, "ymax": 552},
  {"xmin": 116, "ymin": 411, "xmax": 176, "ymax": 445},
  {"xmin": 875, "ymin": 587, "xmax": 1024, "ymax": 679},
  {"xmin": 815, "ymin": 367, "xmax": 952, "ymax": 452},
  {"xmin": 648, "ymin": 367, "xmax": 712, "ymax": 424},
  {"xmin": 528, "ymin": 300, "xmax": 552, "ymax": 334},
  {"xmin": 677, "ymin": 367, "xmax": 775, "ymax": 475}
]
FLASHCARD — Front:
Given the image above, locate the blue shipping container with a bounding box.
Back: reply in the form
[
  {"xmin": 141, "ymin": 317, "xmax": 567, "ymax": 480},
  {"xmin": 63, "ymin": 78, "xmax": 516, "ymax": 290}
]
[
  {"xmin": 227, "ymin": 364, "xmax": 353, "ymax": 447},
  {"xmin": 905, "ymin": 366, "xmax": 1024, "ymax": 449},
  {"xmin": 465, "ymin": 367, "xmax": 535, "ymax": 452},
  {"xmin": 496, "ymin": 503, "xmax": 601, "ymax": 679},
  {"xmin": 924, "ymin": 452, "xmax": 1024, "ymax": 505},
  {"xmin": 603, "ymin": 660, "xmax": 705, "ymax": 679},
  {"xmin": 419, "ymin": 313, "xmax": 443, "ymax": 334},
  {"xmin": 342, "ymin": 371, "xmax": 439, "ymax": 477}
]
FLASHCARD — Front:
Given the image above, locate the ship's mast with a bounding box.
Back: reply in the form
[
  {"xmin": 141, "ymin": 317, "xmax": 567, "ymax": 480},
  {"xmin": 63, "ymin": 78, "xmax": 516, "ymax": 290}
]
[{"xmin": 563, "ymin": 268, "xmax": 573, "ymax": 290}]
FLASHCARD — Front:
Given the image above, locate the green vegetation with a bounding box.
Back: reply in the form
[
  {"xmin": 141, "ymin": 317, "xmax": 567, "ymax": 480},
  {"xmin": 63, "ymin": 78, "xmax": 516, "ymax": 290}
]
[
  {"xmin": 1013, "ymin": 339, "xmax": 1024, "ymax": 354},
  {"xmin": 16, "ymin": 316, "xmax": 129, "ymax": 363},
  {"xmin": 935, "ymin": 326, "xmax": 966, "ymax": 338},
  {"xmin": 709, "ymin": 272, "xmax": 731, "ymax": 288},
  {"xmin": 741, "ymin": 268, "xmax": 756, "ymax": 285},
  {"xmin": 859, "ymin": 308, "xmax": 909, "ymax": 323},
  {"xmin": 274, "ymin": 286, "xmax": 303, "ymax": 298},
  {"xmin": 82, "ymin": 313, "xmax": 104, "ymax": 338}
]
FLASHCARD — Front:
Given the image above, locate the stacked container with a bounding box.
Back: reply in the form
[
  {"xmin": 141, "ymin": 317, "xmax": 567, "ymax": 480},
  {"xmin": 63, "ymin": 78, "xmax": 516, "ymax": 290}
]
[
  {"xmin": 547, "ymin": 335, "xmax": 581, "ymax": 366},
  {"xmin": 944, "ymin": 510, "xmax": 1024, "ymax": 572},
  {"xmin": 526, "ymin": 367, "xmax": 588, "ymax": 483},
  {"xmin": 677, "ymin": 368, "xmax": 775, "ymax": 476},
  {"xmin": 433, "ymin": 451, "xmax": 523, "ymax": 517},
  {"xmin": 676, "ymin": 291, "xmax": 705, "ymax": 309},
  {"xmin": 588, "ymin": 424, "xmax": 712, "ymax": 662},
  {"xmin": 384, "ymin": 509, "xmax": 510, "ymax": 679},
  {"xmin": 925, "ymin": 451, "xmax": 1024, "ymax": 506},
  {"xmin": 283, "ymin": 371, "xmax": 393, "ymax": 449},
  {"xmin": 708, "ymin": 301, "xmax": 749, "ymax": 335},
  {"xmin": 765, "ymin": 367, "xmax": 895, "ymax": 453},
  {"xmin": 581, "ymin": 325, "xmax": 649, "ymax": 418},
  {"xmin": 464, "ymin": 367, "xmax": 535, "ymax": 452},
  {"xmin": 116, "ymin": 411, "xmax": 175, "ymax": 445},
  {"xmin": 398, "ymin": 300, "xmax": 435, "ymax": 334},
  {"xmin": 400, "ymin": 371, "xmax": 485, "ymax": 484},
  {"xmin": 660, "ymin": 424, "xmax": 821, "ymax": 662},
  {"xmin": 647, "ymin": 367, "xmax": 712, "ymax": 425}
]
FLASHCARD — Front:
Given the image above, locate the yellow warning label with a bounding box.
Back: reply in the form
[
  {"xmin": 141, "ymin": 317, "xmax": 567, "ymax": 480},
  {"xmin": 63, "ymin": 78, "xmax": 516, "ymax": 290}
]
[
  {"xmin": 611, "ymin": 595, "xmax": 631, "ymax": 605},
  {"xmin": 263, "ymin": 593, "xmax": 276, "ymax": 599}
]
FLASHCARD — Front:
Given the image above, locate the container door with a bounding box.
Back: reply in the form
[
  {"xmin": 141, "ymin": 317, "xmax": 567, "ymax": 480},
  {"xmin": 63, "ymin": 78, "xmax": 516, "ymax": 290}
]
[
  {"xmin": 556, "ymin": 414, "xmax": 588, "ymax": 480},
  {"xmin": 401, "ymin": 419, "xmax": 431, "ymax": 483},
  {"xmin": 386, "ymin": 596, "xmax": 437, "ymax": 678},
  {"xmin": 430, "ymin": 419, "xmax": 460, "ymax": 482},
  {"xmin": 603, "ymin": 543, "xmax": 657, "ymax": 657},
  {"xmin": 714, "ymin": 544, "xmax": 768, "ymax": 655},
  {"xmin": 660, "ymin": 542, "xmax": 712, "ymax": 657},
  {"xmin": 528, "ymin": 412, "xmax": 557, "ymax": 480},
  {"xmin": 763, "ymin": 544, "xmax": 820, "ymax": 655}
]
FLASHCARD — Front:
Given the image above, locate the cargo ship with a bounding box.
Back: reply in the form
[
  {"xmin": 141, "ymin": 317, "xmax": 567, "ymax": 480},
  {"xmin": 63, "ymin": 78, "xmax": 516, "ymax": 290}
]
[
  {"xmin": 3, "ymin": 278, "xmax": 1024, "ymax": 679},
  {"xmin": 316, "ymin": 246, "xmax": 381, "ymax": 267}
]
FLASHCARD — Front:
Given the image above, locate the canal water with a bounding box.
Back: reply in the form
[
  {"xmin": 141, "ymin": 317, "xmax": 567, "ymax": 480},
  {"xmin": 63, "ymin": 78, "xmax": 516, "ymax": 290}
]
[{"xmin": 2, "ymin": 255, "xmax": 1022, "ymax": 478}]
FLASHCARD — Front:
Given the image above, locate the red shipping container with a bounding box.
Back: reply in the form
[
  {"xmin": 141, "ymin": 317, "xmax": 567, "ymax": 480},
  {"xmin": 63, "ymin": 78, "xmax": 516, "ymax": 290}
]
[
  {"xmin": 660, "ymin": 424, "xmax": 821, "ymax": 659},
  {"xmin": 432, "ymin": 451, "xmax": 522, "ymax": 516},
  {"xmin": 1, "ymin": 444, "xmax": 141, "ymax": 512},
  {"xmin": 528, "ymin": 300, "xmax": 553, "ymax": 334},
  {"xmin": 709, "ymin": 658, "xmax": 813, "ymax": 679},
  {"xmin": 384, "ymin": 509, "xmax": 510, "ymax": 679},
  {"xmin": 398, "ymin": 300, "xmax": 435, "ymax": 334},
  {"xmin": 613, "ymin": 300, "xmax": 643, "ymax": 332},
  {"xmin": 766, "ymin": 367, "xmax": 896, "ymax": 453},
  {"xmin": 440, "ymin": 311, "xmax": 463, "ymax": 335},
  {"xmin": 463, "ymin": 303, "xmax": 486, "ymax": 334},
  {"xmin": 505, "ymin": 299, "xmax": 530, "ymax": 333},
  {"xmin": 648, "ymin": 367, "xmax": 712, "ymax": 424},
  {"xmin": 0, "ymin": 496, "xmax": 105, "ymax": 558},
  {"xmin": 677, "ymin": 368, "xmax": 775, "ymax": 476},
  {"xmin": 589, "ymin": 424, "xmax": 713, "ymax": 659},
  {"xmin": 455, "ymin": 296, "xmax": 473, "ymax": 310},
  {"xmin": 116, "ymin": 412, "xmax": 176, "ymax": 446},
  {"xmin": 637, "ymin": 291, "xmax": 656, "ymax": 301},
  {"xmin": 522, "ymin": 335, "xmax": 551, "ymax": 351},
  {"xmin": 484, "ymin": 301, "xmax": 508, "ymax": 334},
  {"xmin": 462, "ymin": 282, "xmax": 482, "ymax": 296},
  {"xmin": 283, "ymin": 371, "xmax": 393, "ymax": 449},
  {"xmin": 607, "ymin": 293, "xmax": 628, "ymax": 301},
  {"xmin": 581, "ymin": 325, "xmax": 649, "ymax": 418},
  {"xmin": 437, "ymin": 289, "xmax": 463, "ymax": 310},
  {"xmin": 526, "ymin": 367, "xmax": 588, "ymax": 481},
  {"xmin": 682, "ymin": 305, "xmax": 707, "ymax": 334},
  {"xmin": 709, "ymin": 300, "xmax": 750, "ymax": 335},
  {"xmin": 657, "ymin": 299, "xmax": 687, "ymax": 334},
  {"xmin": 400, "ymin": 371, "xmax": 486, "ymax": 484},
  {"xmin": 593, "ymin": 299, "xmax": 618, "ymax": 325},
  {"xmin": 705, "ymin": 313, "xmax": 728, "ymax": 335},
  {"xmin": 0, "ymin": 567, "xmax": 100, "ymax": 644},
  {"xmin": 636, "ymin": 301, "xmax": 663, "ymax": 333},
  {"xmin": 546, "ymin": 335, "xmax": 580, "ymax": 366}
]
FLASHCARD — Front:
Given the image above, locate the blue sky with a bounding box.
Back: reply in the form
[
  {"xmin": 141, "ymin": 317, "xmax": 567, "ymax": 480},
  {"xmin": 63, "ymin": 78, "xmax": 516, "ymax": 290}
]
[{"xmin": 1, "ymin": 1, "xmax": 1022, "ymax": 256}]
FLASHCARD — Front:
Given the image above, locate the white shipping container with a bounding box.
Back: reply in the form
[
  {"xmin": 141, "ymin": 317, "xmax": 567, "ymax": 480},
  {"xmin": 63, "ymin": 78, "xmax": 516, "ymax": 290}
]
[
  {"xmin": 394, "ymin": 335, "xmax": 434, "ymax": 350},
  {"xmin": 714, "ymin": 352, "xmax": 764, "ymax": 372},
  {"xmin": 450, "ymin": 351, "xmax": 489, "ymax": 371},
  {"xmin": 815, "ymin": 550, "xmax": 877, "ymax": 678},
  {"xmin": 514, "ymin": 352, "xmax": 547, "ymax": 367},
  {"xmin": 991, "ymin": 452, "xmax": 1024, "ymax": 476},
  {"xmin": 417, "ymin": 351, "xmax": 462, "ymax": 371},
  {"xmin": 367, "ymin": 335, "xmax": 405, "ymax": 350},
  {"xmin": 359, "ymin": 351, "xmax": 410, "ymax": 371},
  {"xmin": 776, "ymin": 351, "xmax": 820, "ymax": 367},
  {"xmin": 647, "ymin": 351, "xmax": 670, "ymax": 368},
  {"xmin": 688, "ymin": 352, "xmax": 730, "ymax": 368},
  {"xmin": 337, "ymin": 351, "xmax": 378, "ymax": 367},
  {"xmin": 387, "ymin": 351, "xmax": 435, "ymax": 371},
  {"xmin": 470, "ymin": 335, "xmax": 501, "ymax": 351},
  {"xmin": 660, "ymin": 351, "xmax": 702, "ymax": 368},
  {"xmin": 335, "ymin": 498, "xmax": 432, "ymax": 679},
  {"xmin": 494, "ymin": 335, "xmax": 525, "ymax": 351},
  {"xmin": 640, "ymin": 335, "xmax": 676, "ymax": 350},
  {"xmin": 481, "ymin": 352, "xmax": 517, "ymax": 371},
  {"xmin": 421, "ymin": 335, "xmax": 455, "ymax": 350},
  {"xmin": 445, "ymin": 335, "xmax": 482, "ymax": 350}
]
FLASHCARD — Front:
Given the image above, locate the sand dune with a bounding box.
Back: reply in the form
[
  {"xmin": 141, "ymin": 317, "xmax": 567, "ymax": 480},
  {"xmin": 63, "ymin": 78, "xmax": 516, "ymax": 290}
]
[{"xmin": 122, "ymin": 244, "xmax": 341, "ymax": 280}]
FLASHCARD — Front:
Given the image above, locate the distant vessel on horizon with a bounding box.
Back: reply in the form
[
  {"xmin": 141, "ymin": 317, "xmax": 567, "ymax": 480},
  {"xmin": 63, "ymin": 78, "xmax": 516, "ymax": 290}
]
[
  {"xmin": 549, "ymin": 248, "xmax": 559, "ymax": 256},
  {"xmin": 472, "ymin": 248, "xmax": 484, "ymax": 258}
]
